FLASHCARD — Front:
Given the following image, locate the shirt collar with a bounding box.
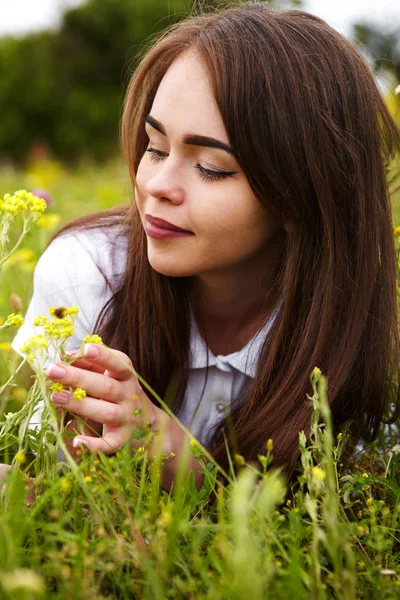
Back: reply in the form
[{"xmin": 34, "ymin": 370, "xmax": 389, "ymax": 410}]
[{"xmin": 189, "ymin": 309, "xmax": 277, "ymax": 379}]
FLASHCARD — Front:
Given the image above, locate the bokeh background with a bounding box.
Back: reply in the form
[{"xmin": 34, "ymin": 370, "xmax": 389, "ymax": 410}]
[
  {"xmin": 0, "ymin": 0, "xmax": 399, "ymax": 167},
  {"xmin": 0, "ymin": 0, "xmax": 399, "ymax": 398}
]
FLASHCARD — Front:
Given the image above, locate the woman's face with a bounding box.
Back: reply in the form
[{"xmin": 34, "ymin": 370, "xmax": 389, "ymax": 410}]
[{"xmin": 135, "ymin": 51, "xmax": 282, "ymax": 279}]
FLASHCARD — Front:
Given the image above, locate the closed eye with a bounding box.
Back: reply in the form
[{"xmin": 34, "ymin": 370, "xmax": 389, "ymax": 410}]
[{"xmin": 146, "ymin": 147, "xmax": 236, "ymax": 183}]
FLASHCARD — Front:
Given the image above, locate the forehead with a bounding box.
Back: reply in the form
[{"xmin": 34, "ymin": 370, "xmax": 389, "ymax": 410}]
[{"xmin": 150, "ymin": 51, "xmax": 228, "ymax": 141}]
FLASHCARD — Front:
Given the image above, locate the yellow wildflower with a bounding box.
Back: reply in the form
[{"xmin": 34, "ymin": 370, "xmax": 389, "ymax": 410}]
[
  {"xmin": 64, "ymin": 306, "xmax": 79, "ymax": 316},
  {"xmin": 20, "ymin": 334, "xmax": 49, "ymax": 357},
  {"xmin": 84, "ymin": 475, "xmax": 92, "ymax": 483},
  {"xmin": 311, "ymin": 466, "xmax": 326, "ymax": 482},
  {"xmin": 33, "ymin": 315, "xmax": 48, "ymax": 326},
  {"xmin": 4, "ymin": 313, "xmax": 24, "ymax": 328},
  {"xmin": 43, "ymin": 316, "xmax": 74, "ymax": 340},
  {"xmin": 83, "ymin": 333, "xmax": 103, "ymax": 344},
  {"xmin": 73, "ymin": 388, "xmax": 86, "ymax": 401},
  {"xmin": 266, "ymin": 438, "xmax": 274, "ymax": 452},
  {"xmin": 14, "ymin": 451, "xmax": 26, "ymax": 465},
  {"xmin": 49, "ymin": 382, "xmax": 64, "ymax": 393},
  {"xmin": 0, "ymin": 190, "xmax": 46, "ymax": 219},
  {"xmin": 0, "ymin": 342, "xmax": 11, "ymax": 352},
  {"xmin": 394, "ymin": 226, "xmax": 400, "ymax": 236},
  {"xmin": 60, "ymin": 479, "xmax": 70, "ymax": 492}
]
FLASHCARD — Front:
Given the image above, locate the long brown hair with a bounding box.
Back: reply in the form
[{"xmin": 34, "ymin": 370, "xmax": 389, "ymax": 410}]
[{"xmin": 54, "ymin": 2, "xmax": 400, "ymax": 475}]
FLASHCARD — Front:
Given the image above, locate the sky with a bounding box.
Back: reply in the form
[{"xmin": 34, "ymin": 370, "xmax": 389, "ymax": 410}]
[{"xmin": 0, "ymin": 0, "xmax": 399, "ymax": 38}]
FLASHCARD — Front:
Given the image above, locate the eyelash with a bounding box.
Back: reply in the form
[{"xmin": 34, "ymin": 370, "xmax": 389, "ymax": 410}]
[{"xmin": 145, "ymin": 147, "xmax": 235, "ymax": 183}]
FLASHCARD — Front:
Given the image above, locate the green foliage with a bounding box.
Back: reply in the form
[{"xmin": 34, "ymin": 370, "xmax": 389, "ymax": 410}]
[
  {"xmin": 353, "ymin": 22, "xmax": 400, "ymax": 81},
  {"xmin": 0, "ymin": 32, "xmax": 59, "ymax": 160},
  {"xmin": 0, "ymin": 0, "xmax": 189, "ymax": 164},
  {"xmin": 0, "ymin": 0, "xmax": 303, "ymax": 165},
  {"xmin": 0, "ymin": 365, "xmax": 400, "ymax": 597},
  {"xmin": 1, "ymin": 174, "xmax": 400, "ymax": 597}
]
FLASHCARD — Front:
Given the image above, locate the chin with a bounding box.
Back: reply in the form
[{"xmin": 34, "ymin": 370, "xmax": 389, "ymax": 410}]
[{"xmin": 147, "ymin": 254, "xmax": 195, "ymax": 278}]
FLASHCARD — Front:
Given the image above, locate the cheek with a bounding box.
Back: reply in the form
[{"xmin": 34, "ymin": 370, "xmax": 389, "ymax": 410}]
[{"xmin": 204, "ymin": 200, "xmax": 268, "ymax": 238}]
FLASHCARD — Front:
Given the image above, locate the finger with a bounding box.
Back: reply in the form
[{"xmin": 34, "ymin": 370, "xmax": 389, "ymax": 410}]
[
  {"xmin": 45, "ymin": 361, "xmax": 134, "ymax": 404},
  {"xmin": 65, "ymin": 357, "xmax": 105, "ymax": 374},
  {"xmin": 72, "ymin": 434, "xmax": 123, "ymax": 455},
  {"xmin": 51, "ymin": 391, "xmax": 130, "ymax": 425},
  {"xmin": 80, "ymin": 344, "xmax": 135, "ymax": 381},
  {"xmin": 63, "ymin": 350, "xmax": 105, "ymax": 374}
]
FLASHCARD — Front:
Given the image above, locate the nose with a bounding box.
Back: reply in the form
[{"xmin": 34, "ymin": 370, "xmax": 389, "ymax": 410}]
[{"xmin": 145, "ymin": 159, "xmax": 184, "ymax": 205}]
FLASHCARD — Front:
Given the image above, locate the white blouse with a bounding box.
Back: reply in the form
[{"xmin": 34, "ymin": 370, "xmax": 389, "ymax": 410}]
[{"xmin": 11, "ymin": 225, "xmax": 274, "ymax": 446}]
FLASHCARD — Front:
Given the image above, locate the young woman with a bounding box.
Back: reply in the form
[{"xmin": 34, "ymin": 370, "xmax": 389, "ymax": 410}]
[{"xmin": 12, "ymin": 2, "xmax": 400, "ymax": 488}]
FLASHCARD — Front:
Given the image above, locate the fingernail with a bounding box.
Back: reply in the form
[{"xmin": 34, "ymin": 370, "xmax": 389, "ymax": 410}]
[
  {"xmin": 46, "ymin": 363, "xmax": 66, "ymax": 379},
  {"xmin": 83, "ymin": 344, "xmax": 100, "ymax": 359},
  {"xmin": 51, "ymin": 391, "xmax": 69, "ymax": 405},
  {"xmin": 73, "ymin": 437, "xmax": 89, "ymax": 449}
]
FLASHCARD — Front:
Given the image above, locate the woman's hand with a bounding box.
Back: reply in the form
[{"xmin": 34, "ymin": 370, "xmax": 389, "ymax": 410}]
[
  {"xmin": 46, "ymin": 343, "xmax": 204, "ymax": 490},
  {"xmin": 46, "ymin": 343, "xmax": 164, "ymax": 455}
]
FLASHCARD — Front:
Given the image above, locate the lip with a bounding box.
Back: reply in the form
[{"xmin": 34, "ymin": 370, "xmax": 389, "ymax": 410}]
[
  {"xmin": 146, "ymin": 214, "xmax": 191, "ymax": 233},
  {"xmin": 145, "ymin": 214, "xmax": 194, "ymax": 240}
]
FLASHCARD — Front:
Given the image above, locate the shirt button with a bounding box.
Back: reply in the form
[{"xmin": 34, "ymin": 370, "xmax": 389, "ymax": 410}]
[{"xmin": 216, "ymin": 402, "xmax": 228, "ymax": 414}]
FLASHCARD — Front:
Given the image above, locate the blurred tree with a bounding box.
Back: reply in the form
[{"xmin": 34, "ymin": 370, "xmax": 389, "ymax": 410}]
[
  {"xmin": 0, "ymin": 32, "xmax": 59, "ymax": 161},
  {"xmin": 352, "ymin": 22, "xmax": 400, "ymax": 127},
  {"xmin": 0, "ymin": 0, "xmax": 302, "ymax": 164},
  {"xmin": 353, "ymin": 22, "xmax": 400, "ymax": 81},
  {"xmin": 49, "ymin": 0, "xmax": 190, "ymax": 161},
  {"xmin": 0, "ymin": 0, "xmax": 188, "ymax": 164}
]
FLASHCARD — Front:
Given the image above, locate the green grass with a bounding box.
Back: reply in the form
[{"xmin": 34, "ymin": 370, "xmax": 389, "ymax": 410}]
[
  {"xmin": 1, "ymin": 160, "xmax": 400, "ymax": 599},
  {"xmin": 0, "ymin": 159, "xmax": 131, "ymax": 397}
]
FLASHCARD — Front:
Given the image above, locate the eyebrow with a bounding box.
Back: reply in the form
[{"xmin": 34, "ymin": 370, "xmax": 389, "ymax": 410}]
[{"xmin": 144, "ymin": 115, "xmax": 234, "ymax": 156}]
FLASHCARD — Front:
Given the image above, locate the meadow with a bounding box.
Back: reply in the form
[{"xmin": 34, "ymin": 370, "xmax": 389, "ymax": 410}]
[{"xmin": 0, "ymin": 158, "xmax": 400, "ymax": 599}]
